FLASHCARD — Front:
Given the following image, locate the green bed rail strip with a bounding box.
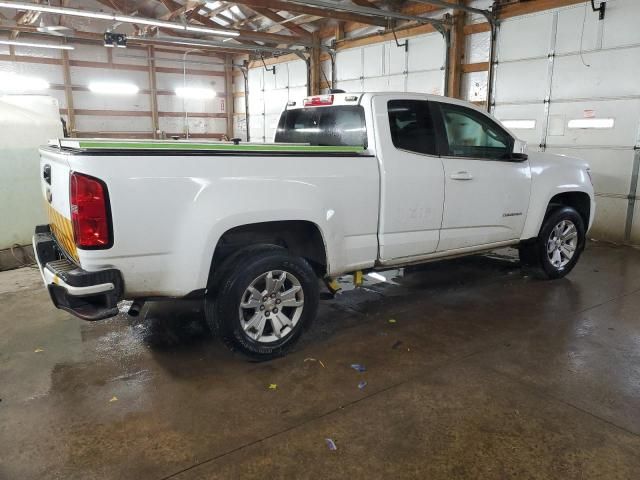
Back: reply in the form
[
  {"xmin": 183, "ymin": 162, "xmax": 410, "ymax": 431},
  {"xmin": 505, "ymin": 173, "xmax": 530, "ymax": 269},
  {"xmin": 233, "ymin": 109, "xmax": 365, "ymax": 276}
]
[{"xmin": 76, "ymin": 141, "xmax": 365, "ymax": 153}]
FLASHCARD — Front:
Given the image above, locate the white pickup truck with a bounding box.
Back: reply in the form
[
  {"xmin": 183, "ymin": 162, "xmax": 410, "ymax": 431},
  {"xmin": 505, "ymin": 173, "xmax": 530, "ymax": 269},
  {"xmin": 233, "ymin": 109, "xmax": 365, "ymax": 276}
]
[{"xmin": 35, "ymin": 92, "xmax": 594, "ymax": 358}]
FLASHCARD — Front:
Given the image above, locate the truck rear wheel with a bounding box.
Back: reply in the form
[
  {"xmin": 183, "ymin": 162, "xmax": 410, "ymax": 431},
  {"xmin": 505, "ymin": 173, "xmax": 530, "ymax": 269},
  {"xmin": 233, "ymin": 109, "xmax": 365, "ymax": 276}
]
[
  {"xmin": 205, "ymin": 247, "xmax": 319, "ymax": 359},
  {"xmin": 519, "ymin": 206, "xmax": 586, "ymax": 279}
]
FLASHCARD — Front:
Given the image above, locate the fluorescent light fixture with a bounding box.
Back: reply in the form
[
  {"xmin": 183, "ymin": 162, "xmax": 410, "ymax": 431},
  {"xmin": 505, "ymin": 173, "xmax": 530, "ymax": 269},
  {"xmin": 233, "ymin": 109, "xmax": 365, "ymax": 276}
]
[
  {"xmin": 0, "ymin": 39, "xmax": 74, "ymax": 50},
  {"xmin": 88, "ymin": 81, "xmax": 139, "ymax": 95},
  {"xmin": 0, "ymin": 1, "xmax": 239, "ymax": 37},
  {"xmin": 501, "ymin": 119, "xmax": 536, "ymax": 130},
  {"xmin": 175, "ymin": 87, "xmax": 216, "ymax": 99},
  {"xmin": 0, "ymin": 72, "xmax": 49, "ymax": 92},
  {"xmin": 567, "ymin": 118, "xmax": 614, "ymax": 129},
  {"xmin": 0, "ymin": 1, "xmax": 114, "ymax": 20}
]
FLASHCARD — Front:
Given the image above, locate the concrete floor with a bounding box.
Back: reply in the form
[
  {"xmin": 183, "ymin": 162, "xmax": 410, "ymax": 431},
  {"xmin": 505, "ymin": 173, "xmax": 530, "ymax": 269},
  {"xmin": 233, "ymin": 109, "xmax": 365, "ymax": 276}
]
[{"xmin": 1, "ymin": 243, "xmax": 640, "ymax": 479}]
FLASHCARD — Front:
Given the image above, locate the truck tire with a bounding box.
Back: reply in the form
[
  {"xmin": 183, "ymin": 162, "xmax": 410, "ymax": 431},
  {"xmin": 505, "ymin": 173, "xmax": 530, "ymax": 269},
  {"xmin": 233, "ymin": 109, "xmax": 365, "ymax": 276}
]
[
  {"xmin": 205, "ymin": 247, "xmax": 319, "ymax": 359},
  {"xmin": 519, "ymin": 206, "xmax": 586, "ymax": 279}
]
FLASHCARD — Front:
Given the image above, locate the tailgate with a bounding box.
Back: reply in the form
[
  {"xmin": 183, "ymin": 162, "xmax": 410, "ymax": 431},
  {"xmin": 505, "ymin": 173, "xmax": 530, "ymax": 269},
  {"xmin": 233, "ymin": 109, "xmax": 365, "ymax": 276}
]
[{"xmin": 39, "ymin": 147, "xmax": 78, "ymax": 263}]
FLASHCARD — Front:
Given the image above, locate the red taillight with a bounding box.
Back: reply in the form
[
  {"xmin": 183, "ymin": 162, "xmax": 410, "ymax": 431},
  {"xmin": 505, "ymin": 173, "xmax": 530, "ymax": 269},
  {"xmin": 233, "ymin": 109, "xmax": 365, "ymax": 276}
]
[
  {"xmin": 303, "ymin": 94, "xmax": 334, "ymax": 106},
  {"xmin": 70, "ymin": 172, "xmax": 111, "ymax": 248}
]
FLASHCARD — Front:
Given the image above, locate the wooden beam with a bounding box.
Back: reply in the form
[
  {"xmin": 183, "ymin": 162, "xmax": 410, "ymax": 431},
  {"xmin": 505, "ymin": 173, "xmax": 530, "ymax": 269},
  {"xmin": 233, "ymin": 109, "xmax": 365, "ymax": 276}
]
[
  {"xmin": 447, "ymin": 2, "xmax": 466, "ymax": 99},
  {"xmin": 230, "ymin": 0, "xmax": 387, "ymax": 27},
  {"xmin": 248, "ymin": 7, "xmax": 312, "ymax": 38},
  {"xmin": 334, "ymin": 22, "xmax": 436, "ymax": 51},
  {"xmin": 309, "ymin": 31, "xmax": 321, "ymax": 95},
  {"xmin": 461, "ymin": 62, "xmax": 489, "ymax": 73}
]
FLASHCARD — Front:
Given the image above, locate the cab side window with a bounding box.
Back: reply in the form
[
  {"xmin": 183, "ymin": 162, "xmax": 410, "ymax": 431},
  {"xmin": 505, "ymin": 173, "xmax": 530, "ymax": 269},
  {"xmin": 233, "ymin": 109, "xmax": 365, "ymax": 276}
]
[
  {"xmin": 387, "ymin": 100, "xmax": 438, "ymax": 156},
  {"xmin": 438, "ymin": 103, "xmax": 513, "ymax": 160}
]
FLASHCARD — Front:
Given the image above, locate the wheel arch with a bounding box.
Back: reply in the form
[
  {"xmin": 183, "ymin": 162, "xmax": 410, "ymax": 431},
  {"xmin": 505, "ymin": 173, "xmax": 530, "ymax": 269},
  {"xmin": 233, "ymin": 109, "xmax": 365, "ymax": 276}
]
[
  {"xmin": 521, "ymin": 188, "xmax": 593, "ymax": 240},
  {"xmin": 207, "ymin": 220, "xmax": 329, "ymax": 285}
]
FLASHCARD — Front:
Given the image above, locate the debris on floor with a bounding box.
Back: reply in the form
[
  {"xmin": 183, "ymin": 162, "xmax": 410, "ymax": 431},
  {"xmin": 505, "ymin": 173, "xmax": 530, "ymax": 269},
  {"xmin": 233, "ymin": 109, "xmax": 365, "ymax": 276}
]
[
  {"xmin": 268, "ymin": 383, "xmax": 278, "ymax": 390},
  {"xmin": 34, "ymin": 348, "xmax": 44, "ymax": 353},
  {"xmin": 109, "ymin": 396, "xmax": 118, "ymax": 403},
  {"xmin": 304, "ymin": 357, "xmax": 326, "ymax": 368},
  {"xmin": 358, "ymin": 380, "xmax": 367, "ymax": 390},
  {"xmin": 391, "ymin": 340, "xmax": 403, "ymax": 350},
  {"xmin": 350, "ymin": 363, "xmax": 366, "ymax": 372},
  {"xmin": 325, "ymin": 438, "xmax": 338, "ymax": 451},
  {"xmin": 388, "ymin": 319, "xmax": 397, "ymax": 324}
]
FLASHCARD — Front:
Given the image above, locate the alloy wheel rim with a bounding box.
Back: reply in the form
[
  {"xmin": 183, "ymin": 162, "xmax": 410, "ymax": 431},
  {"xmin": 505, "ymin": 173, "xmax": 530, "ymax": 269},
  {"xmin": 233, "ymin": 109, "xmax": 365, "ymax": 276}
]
[
  {"xmin": 238, "ymin": 270, "xmax": 304, "ymax": 343},
  {"xmin": 546, "ymin": 219, "xmax": 578, "ymax": 268}
]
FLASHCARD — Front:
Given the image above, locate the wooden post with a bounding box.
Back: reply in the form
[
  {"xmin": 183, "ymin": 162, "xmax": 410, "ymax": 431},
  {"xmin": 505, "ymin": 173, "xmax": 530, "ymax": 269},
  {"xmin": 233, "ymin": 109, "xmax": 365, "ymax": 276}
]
[
  {"xmin": 310, "ymin": 31, "xmax": 321, "ymax": 95},
  {"xmin": 147, "ymin": 46, "xmax": 160, "ymax": 139},
  {"xmin": 61, "ymin": 44, "xmax": 76, "ymax": 137},
  {"xmin": 224, "ymin": 54, "xmax": 234, "ymax": 139},
  {"xmin": 447, "ymin": 1, "xmax": 466, "ymax": 99}
]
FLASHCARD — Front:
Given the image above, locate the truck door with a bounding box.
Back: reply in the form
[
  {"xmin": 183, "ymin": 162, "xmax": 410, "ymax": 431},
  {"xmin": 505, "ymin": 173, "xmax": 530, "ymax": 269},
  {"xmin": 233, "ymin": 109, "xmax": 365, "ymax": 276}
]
[
  {"xmin": 433, "ymin": 101, "xmax": 531, "ymax": 252},
  {"xmin": 373, "ymin": 95, "xmax": 445, "ymax": 262}
]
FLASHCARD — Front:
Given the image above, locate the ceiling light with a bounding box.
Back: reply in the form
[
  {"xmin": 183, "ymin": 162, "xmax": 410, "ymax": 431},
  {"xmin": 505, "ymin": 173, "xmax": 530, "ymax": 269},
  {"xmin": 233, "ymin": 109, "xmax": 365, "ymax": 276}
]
[
  {"xmin": 88, "ymin": 82, "xmax": 139, "ymax": 95},
  {"xmin": 0, "ymin": 72, "xmax": 49, "ymax": 92},
  {"xmin": 0, "ymin": 1, "xmax": 239, "ymax": 37},
  {"xmin": 175, "ymin": 87, "xmax": 216, "ymax": 99},
  {"xmin": 0, "ymin": 39, "xmax": 74, "ymax": 50},
  {"xmin": 0, "ymin": 1, "xmax": 114, "ymax": 20},
  {"xmin": 185, "ymin": 25, "xmax": 238, "ymax": 36},
  {"xmin": 501, "ymin": 119, "xmax": 536, "ymax": 130},
  {"xmin": 567, "ymin": 118, "xmax": 614, "ymax": 129}
]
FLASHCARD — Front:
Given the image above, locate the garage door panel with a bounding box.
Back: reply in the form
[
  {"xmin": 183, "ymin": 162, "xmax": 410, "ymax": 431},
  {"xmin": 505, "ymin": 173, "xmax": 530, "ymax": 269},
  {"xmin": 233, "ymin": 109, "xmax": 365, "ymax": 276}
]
[
  {"xmin": 288, "ymin": 60, "xmax": 307, "ymax": 87},
  {"xmin": 263, "ymin": 69, "xmax": 276, "ymax": 90},
  {"xmin": 288, "ymin": 86, "xmax": 307, "ymax": 105},
  {"xmin": 555, "ymin": 5, "xmax": 600, "ymax": 54},
  {"xmin": 363, "ymin": 76, "xmax": 390, "ymax": 92},
  {"xmin": 387, "ymin": 74, "xmax": 406, "ymax": 92},
  {"xmin": 406, "ymin": 71, "xmax": 443, "ymax": 96},
  {"xmin": 249, "ymin": 114, "xmax": 265, "ymax": 142},
  {"xmin": 494, "ymin": 103, "xmax": 546, "ymax": 147},
  {"xmin": 407, "ymin": 34, "xmax": 444, "ymax": 72},
  {"xmin": 588, "ymin": 196, "xmax": 628, "ymax": 241},
  {"xmin": 602, "ymin": 0, "xmax": 640, "ymax": 48},
  {"xmin": 337, "ymin": 79, "xmax": 363, "ymax": 93},
  {"xmin": 494, "ymin": 59, "xmax": 549, "ymax": 103},
  {"xmin": 264, "ymin": 88, "xmax": 289, "ymax": 115},
  {"xmin": 552, "ymin": 48, "xmax": 640, "ymax": 100},
  {"xmin": 248, "ymin": 90, "xmax": 264, "ymax": 115},
  {"xmin": 386, "ymin": 42, "xmax": 406, "ymax": 75},
  {"xmin": 363, "ymin": 44, "xmax": 384, "ymax": 78},
  {"xmin": 546, "ymin": 100, "xmax": 640, "ymax": 147},
  {"xmin": 264, "ymin": 114, "xmax": 281, "ymax": 143},
  {"xmin": 275, "ymin": 63, "xmax": 289, "ymax": 89},
  {"xmin": 336, "ymin": 48, "xmax": 362, "ymax": 81},
  {"xmin": 546, "ymin": 147, "xmax": 635, "ymax": 196},
  {"xmin": 497, "ymin": 12, "xmax": 554, "ymax": 61},
  {"xmin": 248, "ymin": 68, "xmax": 263, "ymax": 92}
]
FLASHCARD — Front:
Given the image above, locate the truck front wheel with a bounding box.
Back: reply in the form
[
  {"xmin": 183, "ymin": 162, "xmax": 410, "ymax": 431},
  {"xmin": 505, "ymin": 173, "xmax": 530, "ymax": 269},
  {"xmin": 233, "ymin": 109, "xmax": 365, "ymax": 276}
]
[
  {"xmin": 205, "ymin": 247, "xmax": 319, "ymax": 359},
  {"xmin": 519, "ymin": 206, "xmax": 586, "ymax": 279}
]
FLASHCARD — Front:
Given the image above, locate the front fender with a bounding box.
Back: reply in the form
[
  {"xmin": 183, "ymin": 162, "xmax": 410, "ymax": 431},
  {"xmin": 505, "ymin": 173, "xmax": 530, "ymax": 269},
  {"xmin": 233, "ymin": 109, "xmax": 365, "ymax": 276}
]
[{"xmin": 520, "ymin": 152, "xmax": 594, "ymax": 239}]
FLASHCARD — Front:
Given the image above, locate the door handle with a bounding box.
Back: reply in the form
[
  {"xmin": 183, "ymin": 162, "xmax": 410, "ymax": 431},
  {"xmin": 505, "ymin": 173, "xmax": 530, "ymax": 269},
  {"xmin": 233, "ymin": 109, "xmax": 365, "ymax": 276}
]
[{"xmin": 450, "ymin": 171, "xmax": 473, "ymax": 181}]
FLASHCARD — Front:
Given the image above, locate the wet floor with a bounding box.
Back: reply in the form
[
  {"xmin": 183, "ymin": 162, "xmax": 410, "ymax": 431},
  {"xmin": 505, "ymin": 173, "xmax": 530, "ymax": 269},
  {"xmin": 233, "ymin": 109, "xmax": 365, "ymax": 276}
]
[{"xmin": 1, "ymin": 243, "xmax": 640, "ymax": 479}]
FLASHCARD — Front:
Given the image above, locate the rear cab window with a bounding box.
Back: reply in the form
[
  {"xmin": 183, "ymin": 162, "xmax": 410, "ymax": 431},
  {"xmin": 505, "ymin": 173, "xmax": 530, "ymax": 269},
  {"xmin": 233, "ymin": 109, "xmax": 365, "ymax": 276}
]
[{"xmin": 275, "ymin": 105, "xmax": 367, "ymax": 147}]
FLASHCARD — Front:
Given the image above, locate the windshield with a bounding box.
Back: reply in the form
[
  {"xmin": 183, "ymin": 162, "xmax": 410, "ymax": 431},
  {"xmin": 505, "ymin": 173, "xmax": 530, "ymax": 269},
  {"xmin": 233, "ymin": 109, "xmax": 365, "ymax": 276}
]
[{"xmin": 274, "ymin": 105, "xmax": 367, "ymax": 147}]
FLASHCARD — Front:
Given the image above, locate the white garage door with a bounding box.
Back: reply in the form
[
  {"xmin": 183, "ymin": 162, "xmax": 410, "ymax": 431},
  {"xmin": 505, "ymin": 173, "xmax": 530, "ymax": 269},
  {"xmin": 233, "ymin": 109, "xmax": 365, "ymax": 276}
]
[
  {"xmin": 491, "ymin": 0, "xmax": 640, "ymax": 244},
  {"xmin": 247, "ymin": 59, "xmax": 307, "ymax": 142},
  {"xmin": 335, "ymin": 32, "xmax": 446, "ymax": 96}
]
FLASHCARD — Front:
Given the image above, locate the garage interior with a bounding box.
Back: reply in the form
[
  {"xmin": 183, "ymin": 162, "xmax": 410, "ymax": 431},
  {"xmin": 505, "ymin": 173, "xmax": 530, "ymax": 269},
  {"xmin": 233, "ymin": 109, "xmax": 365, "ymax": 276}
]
[{"xmin": 1, "ymin": 0, "xmax": 640, "ymax": 478}]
